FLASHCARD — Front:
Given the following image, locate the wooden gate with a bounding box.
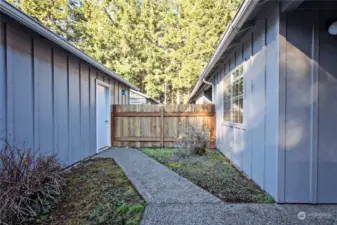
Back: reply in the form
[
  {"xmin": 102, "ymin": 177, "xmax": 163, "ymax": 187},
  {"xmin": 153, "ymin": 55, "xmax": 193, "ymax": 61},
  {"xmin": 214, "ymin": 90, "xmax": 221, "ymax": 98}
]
[{"xmin": 111, "ymin": 104, "xmax": 216, "ymax": 148}]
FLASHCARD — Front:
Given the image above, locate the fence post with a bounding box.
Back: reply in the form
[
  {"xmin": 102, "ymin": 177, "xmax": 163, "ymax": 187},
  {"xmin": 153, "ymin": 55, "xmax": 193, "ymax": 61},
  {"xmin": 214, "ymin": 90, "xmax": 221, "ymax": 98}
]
[
  {"xmin": 212, "ymin": 112, "xmax": 216, "ymax": 148},
  {"xmin": 111, "ymin": 105, "xmax": 116, "ymax": 146},
  {"xmin": 160, "ymin": 106, "xmax": 164, "ymax": 147},
  {"xmin": 210, "ymin": 104, "xmax": 216, "ymax": 148}
]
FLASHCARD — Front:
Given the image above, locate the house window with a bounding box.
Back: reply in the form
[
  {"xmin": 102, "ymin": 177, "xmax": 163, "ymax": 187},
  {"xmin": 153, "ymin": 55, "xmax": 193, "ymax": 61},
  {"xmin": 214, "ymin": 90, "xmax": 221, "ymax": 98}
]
[
  {"xmin": 223, "ymin": 76, "xmax": 231, "ymax": 121},
  {"xmin": 223, "ymin": 65, "xmax": 244, "ymax": 124}
]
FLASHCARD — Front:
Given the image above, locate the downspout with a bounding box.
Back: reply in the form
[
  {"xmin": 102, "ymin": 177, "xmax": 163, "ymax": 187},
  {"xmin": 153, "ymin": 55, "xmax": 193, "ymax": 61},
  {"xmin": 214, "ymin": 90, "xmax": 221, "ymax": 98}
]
[{"xmin": 202, "ymin": 78, "xmax": 214, "ymax": 104}]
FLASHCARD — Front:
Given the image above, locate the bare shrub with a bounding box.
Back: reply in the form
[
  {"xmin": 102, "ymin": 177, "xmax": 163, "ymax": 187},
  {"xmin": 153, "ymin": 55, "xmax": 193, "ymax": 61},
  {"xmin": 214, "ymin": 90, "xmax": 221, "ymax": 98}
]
[
  {"xmin": 175, "ymin": 123, "xmax": 210, "ymax": 156},
  {"xmin": 0, "ymin": 140, "xmax": 65, "ymax": 224}
]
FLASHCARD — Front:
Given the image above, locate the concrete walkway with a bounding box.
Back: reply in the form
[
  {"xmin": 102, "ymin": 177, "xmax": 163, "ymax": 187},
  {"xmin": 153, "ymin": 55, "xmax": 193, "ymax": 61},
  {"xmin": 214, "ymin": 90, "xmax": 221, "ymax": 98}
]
[
  {"xmin": 97, "ymin": 147, "xmax": 221, "ymax": 204},
  {"xmin": 97, "ymin": 148, "xmax": 337, "ymax": 225}
]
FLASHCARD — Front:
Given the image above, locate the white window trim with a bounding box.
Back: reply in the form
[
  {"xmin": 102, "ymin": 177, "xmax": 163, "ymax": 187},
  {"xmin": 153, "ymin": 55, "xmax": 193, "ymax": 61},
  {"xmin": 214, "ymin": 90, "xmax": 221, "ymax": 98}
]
[
  {"xmin": 222, "ymin": 63, "xmax": 246, "ymax": 128},
  {"xmin": 95, "ymin": 79, "xmax": 111, "ymax": 152}
]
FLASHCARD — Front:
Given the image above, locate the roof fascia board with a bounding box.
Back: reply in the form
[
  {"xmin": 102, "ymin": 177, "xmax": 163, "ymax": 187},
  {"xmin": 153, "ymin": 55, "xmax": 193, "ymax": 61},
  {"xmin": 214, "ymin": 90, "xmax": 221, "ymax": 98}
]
[{"xmin": 0, "ymin": 0, "xmax": 139, "ymax": 91}]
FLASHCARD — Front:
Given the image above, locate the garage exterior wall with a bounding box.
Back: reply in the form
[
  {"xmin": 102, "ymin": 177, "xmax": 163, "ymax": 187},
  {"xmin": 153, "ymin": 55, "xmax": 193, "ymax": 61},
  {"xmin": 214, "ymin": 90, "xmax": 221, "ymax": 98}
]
[{"xmin": 0, "ymin": 14, "xmax": 130, "ymax": 166}]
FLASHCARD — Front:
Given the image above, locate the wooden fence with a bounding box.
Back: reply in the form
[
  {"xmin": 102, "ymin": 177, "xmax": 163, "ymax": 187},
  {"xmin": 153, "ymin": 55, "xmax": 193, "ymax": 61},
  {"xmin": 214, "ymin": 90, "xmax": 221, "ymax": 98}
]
[{"xmin": 111, "ymin": 104, "xmax": 216, "ymax": 148}]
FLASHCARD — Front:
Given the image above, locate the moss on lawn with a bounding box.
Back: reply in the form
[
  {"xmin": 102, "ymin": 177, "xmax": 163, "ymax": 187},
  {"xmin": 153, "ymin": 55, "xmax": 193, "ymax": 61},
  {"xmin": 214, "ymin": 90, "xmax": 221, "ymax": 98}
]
[
  {"xmin": 36, "ymin": 158, "xmax": 145, "ymax": 225},
  {"xmin": 141, "ymin": 148, "xmax": 274, "ymax": 203}
]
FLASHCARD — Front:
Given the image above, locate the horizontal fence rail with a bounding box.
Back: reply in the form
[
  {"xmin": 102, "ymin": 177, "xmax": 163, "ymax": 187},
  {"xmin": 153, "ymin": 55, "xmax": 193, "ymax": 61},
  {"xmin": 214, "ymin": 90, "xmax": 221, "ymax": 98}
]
[
  {"xmin": 111, "ymin": 104, "xmax": 216, "ymax": 148},
  {"xmin": 113, "ymin": 112, "xmax": 215, "ymax": 117}
]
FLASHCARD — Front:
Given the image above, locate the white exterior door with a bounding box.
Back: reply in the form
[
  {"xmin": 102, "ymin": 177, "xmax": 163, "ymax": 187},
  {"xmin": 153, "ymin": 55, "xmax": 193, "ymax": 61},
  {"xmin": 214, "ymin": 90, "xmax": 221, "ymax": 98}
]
[{"xmin": 96, "ymin": 81, "xmax": 111, "ymax": 151}]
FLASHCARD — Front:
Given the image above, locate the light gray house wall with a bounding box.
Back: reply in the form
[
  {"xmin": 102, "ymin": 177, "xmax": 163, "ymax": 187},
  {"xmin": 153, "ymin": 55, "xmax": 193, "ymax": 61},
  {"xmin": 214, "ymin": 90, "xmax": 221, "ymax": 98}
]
[
  {"xmin": 130, "ymin": 92, "xmax": 147, "ymax": 104},
  {"xmin": 278, "ymin": 1, "xmax": 337, "ymax": 203},
  {"xmin": 130, "ymin": 90, "xmax": 159, "ymax": 104},
  {"xmin": 0, "ymin": 12, "xmax": 133, "ymax": 166},
  {"xmin": 192, "ymin": 86, "xmax": 213, "ymax": 104},
  {"xmin": 189, "ymin": 0, "xmax": 337, "ymax": 203},
  {"xmin": 211, "ymin": 1, "xmax": 280, "ymax": 201}
]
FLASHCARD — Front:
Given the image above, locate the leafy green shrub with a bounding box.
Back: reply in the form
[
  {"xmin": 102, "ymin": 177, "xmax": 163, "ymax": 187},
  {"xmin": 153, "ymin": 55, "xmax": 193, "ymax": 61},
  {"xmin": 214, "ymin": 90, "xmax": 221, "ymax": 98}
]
[{"xmin": 0, "ymin": 140, "xmax": 65, "ymax": 224}]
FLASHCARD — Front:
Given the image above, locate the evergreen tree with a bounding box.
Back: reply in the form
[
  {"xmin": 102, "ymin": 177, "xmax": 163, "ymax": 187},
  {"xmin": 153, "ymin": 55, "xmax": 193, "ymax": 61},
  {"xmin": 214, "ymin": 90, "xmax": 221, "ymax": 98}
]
[{"xmin": 8, "ymin": 0, "xmax": 241, "ymax": 103}]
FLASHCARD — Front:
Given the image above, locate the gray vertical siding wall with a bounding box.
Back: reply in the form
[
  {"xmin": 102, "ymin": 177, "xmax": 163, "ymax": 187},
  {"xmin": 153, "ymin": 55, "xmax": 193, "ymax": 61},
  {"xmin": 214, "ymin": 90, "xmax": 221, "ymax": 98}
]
[
  {"xmin": 279, "ymin": 1, "xmax": 337, "ymax": 203},
  {"xmin": 0, "ymin": 13, "xmax": 6, "ymax": 150},
  {"xmin": 0, "ymin": 14, "xmax": 130, "ymax": 166},
  {"xmin": 191, "ymin": 1, "xmax": 337, "ymax": 203},
  {"xmin": 317, "ymin": 9, "xmax": 337, "ymax": 204},
  {"xmin": 264, "ymin": 6, "xmax": 280, "ymax": 199},
  {"xmin": 193, "ymin": 87, "xmax": 213, "ymax": 104},
  {"xmin": 214, "ymin": 2, "xmax": 280, "ymax": 201}
]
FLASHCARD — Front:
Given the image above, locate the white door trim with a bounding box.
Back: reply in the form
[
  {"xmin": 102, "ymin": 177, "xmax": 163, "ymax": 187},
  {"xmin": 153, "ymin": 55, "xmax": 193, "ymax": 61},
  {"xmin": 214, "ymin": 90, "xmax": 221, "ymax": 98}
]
[{"xmin": 96, "ymin": 79, "xmax": 111, "ymax": 152}]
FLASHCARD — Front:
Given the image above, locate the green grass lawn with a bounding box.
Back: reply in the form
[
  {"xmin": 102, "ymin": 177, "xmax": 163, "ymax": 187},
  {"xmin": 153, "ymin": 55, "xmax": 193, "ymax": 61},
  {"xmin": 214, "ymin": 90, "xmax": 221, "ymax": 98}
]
[
  {"xmin": 37, "ymin": 158, "xmax": 145, "ymax": 225},
  {"xmin": 141, "ymin": 148, "xmax": 274, "ymax": 203}
]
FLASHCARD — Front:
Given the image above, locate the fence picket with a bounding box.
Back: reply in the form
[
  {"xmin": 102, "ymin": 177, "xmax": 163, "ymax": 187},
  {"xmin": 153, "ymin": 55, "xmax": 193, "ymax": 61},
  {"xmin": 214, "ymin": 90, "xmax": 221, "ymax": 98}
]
[{"xmin": 111, "ymin": 104, "xmax": 216, "ymax": 148}]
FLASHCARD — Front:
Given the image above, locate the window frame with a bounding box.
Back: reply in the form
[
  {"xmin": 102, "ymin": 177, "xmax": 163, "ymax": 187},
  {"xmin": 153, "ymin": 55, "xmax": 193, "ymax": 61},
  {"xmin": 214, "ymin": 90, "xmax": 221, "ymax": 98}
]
[{"xmin": 222, "ymin": 63, "xmax": 246, "ymax": 127}]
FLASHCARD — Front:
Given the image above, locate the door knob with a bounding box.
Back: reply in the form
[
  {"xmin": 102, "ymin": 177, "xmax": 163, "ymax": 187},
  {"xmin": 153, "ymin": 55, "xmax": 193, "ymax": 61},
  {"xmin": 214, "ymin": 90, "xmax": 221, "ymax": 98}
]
[{"xmin": 105, "ymin": 120, "xmax": 108, "ymax": 123}]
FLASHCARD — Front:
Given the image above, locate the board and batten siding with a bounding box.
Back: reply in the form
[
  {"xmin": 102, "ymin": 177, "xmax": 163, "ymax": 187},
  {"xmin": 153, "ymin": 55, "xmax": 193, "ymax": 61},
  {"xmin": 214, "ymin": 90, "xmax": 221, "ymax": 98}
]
[
  {"xmin": 191, "ymin": 1, "xmax": 337, "ymax": 204},
  {"xmin": 0, "ymin": 13, "xmax": 129, "ymax": 166},
  {"xmin": 279, "ymin": 1, "xmax": 337, "ymax": 203},
  {"xmin": 213, "ymin": 2, "xmax": 280, "ymax": 201}
]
